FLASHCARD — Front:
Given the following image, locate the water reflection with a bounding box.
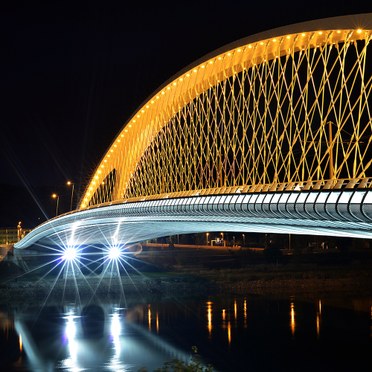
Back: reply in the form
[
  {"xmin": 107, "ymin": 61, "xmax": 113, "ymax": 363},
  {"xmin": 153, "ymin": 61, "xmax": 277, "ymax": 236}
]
[
  {"xmin": 221, "ymin": 308, "xmax": 226, "ymax": 322},
  {"xmin": 233, "ymin": 299, "xmax": 237, "ymax": 322},
  {"xmin": 206, "ymin": 301, "xmax": 213, "ymax": 337},
  {"xmin": 147, "ymin": 304, "xmax": 152, "ymax": 332},
  {"xmin": 8, "ymin": 303, "xmax": 192, "ymax": 371},
  {"xmin": 0, "ymin": 294, "xmax": 371, "ymax": 371},
  {"xmin": 243, "ymin": 298, "xmax": 247, "ymax": 328},
  {"xmin": 0, "ymin": 311, "xmax": 23, "ymax": 368},
  {"xmin": 62, "ymin": 311, "xmax": 78, "ymax": 370},
  {"xmin": 290, "ymin": 300, "xmax": 296, "ymax": 337},
  {"xmin": 316, "ymin": 299, "xmax": 322, "ymax": 338},
  {"xmin": 227, "ymin": 320, "xmax": 232, "ymax": 345}
]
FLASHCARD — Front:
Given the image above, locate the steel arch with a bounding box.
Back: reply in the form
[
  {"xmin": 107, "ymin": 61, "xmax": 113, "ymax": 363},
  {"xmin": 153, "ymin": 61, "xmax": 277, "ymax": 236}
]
[{"xmin": 81, "ymin": 14, "xmax": 372, "ymax": 209}]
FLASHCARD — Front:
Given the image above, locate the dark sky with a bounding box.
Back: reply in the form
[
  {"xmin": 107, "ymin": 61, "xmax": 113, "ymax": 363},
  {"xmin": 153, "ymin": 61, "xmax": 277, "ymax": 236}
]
[{"xmin": 1, "ymin": 1, "xmax": 371, "ymax": 227}]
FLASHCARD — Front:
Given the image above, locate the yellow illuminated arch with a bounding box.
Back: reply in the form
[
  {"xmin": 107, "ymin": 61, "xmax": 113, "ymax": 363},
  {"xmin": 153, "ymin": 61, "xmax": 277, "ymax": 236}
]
[{"xmin": 81, "ymin": 14, "xmax": 372, "ymax": 209}]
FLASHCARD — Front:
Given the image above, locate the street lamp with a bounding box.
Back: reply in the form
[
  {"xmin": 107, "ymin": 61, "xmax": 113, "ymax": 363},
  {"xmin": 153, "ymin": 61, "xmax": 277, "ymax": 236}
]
[
  {"xmin": 66, "ymin": 180, "xmax": 75, "ymax": 211},
  {"xmin": 51, "ymin": 193, "xmax": 60, "ymax": 216}
]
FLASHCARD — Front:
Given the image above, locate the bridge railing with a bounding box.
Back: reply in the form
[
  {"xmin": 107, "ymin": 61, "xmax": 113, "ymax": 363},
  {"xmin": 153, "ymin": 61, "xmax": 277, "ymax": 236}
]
[{"xmin": 80, "ymin": 177, "xmax": 372, "ymax": 211}]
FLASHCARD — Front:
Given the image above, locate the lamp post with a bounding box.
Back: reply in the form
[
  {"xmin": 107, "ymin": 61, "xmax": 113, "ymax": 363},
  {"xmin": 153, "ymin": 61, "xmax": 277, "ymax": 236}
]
[
  {"xmin": 51, "ymin": 193, "xmax": 60, "ymax": 216},
  {"xmin": 66, "ymin": 180, "xmax": 75, "ymax": 211}
]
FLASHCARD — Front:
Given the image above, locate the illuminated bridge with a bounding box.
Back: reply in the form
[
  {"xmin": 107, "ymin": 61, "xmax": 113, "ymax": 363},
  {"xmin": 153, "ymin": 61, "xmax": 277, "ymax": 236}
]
[{"xmin": 15, "ymin": 14, "xmax": 372, "ymax": 257}]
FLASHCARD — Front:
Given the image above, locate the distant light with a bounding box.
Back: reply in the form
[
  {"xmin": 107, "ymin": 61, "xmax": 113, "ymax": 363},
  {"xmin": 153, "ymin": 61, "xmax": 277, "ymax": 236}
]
[
  {"xmin": 62, "ymin": 247, "xmax": 78, "ymax": 261},
  {"xmin": 108, "ymin": 246, "xmax": 122, "ymax": 260}
]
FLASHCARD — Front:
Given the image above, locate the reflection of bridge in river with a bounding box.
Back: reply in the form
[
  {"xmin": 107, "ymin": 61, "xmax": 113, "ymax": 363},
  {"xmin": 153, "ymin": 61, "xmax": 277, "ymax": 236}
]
[
  {"xmin": 15, "ymin": 14, "xmax": 372, "ymax": 255},
  {"xmin": 4, "ymin": 295, "xmax": 371, "ymax": 371},
  {"xmin": 12, "ymin": 303, "xmax": 192, "ymax": 371}
]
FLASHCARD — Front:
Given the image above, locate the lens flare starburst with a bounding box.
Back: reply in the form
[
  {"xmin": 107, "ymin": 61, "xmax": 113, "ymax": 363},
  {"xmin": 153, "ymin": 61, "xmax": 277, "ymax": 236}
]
[
  {"xmin": 108, "ymin": 246, "xmax": 122, "ymax": 260},
  {"xmin": 10, "ymin": 221, "xmax": 154, "ymax": 316},
  {"xmin": 62, "ymin": 247, "xmax": 78, "ymax": 261}
]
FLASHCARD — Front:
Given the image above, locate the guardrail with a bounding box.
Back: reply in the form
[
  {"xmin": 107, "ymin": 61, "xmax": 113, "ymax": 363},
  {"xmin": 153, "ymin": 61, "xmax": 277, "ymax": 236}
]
[{"xmin": 82, "ymin": 177, "xmax": 372, "ymax": 210}]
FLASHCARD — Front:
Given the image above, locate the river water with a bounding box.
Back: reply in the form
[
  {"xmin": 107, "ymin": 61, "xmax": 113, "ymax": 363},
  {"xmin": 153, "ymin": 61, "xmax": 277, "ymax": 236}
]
[{"xmin": 0, "ymin": 292, "xmax": 371, "ymax": 371}]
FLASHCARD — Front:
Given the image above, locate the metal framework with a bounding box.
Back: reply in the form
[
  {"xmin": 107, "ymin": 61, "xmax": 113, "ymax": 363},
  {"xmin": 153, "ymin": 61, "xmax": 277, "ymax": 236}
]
[{"xmin": 81, "ymin": 15, "xmax": 372, "ymax": 209}]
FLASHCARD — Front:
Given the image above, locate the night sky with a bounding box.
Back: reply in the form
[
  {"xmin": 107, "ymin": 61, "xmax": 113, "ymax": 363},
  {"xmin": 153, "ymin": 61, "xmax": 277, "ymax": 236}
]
[{"xmin": 1, "ymin": 1, "xmax": 371, "ymax": 228}]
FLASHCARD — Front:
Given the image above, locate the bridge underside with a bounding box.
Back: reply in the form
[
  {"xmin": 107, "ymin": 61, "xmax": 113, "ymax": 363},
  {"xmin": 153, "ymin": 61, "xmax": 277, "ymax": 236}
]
[{"xmin": 15, "ymin": 190, "xmax": 372, "ymax": 251}]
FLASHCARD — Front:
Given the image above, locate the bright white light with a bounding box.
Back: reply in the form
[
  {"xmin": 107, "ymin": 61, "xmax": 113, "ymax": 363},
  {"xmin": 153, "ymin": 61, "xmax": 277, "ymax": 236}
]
[
  {"xmin": 64, "ymin": 314, "xmax": 79, "ymax": 366},
  {"xmin": 65, "ymin": 315, "xmax": 77, "ymax": 339},
  {"xmin": 110, "ymin": 312, "xmax": 121, "ymax": 338},
  {"xmin": 108, "ymin": 246, "xmax": 121, "ymax": 260},
  {"xmin": 62, "ymin": 247, "xmax": 78, "ymax": 261}
]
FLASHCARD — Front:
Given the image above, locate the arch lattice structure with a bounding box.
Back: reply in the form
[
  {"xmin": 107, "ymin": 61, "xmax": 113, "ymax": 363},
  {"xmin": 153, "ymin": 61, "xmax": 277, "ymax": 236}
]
[{"xmin": 81, "ymin": 14, "xmax": 372, "ymax": 210}]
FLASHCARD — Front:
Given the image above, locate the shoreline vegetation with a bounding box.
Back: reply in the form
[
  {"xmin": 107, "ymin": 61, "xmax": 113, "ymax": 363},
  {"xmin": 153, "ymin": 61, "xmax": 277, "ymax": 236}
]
[{"xmin": 1, "ymin": 247, "xmax": 372, "ymax": 306}]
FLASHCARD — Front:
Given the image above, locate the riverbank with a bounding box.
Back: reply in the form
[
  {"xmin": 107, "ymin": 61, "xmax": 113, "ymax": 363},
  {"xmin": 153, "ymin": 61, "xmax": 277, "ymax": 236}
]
[
  {"xmin": 193, "ymin": 261, "xmax": 372, "ymax": 300},
  {"xmin": 1, "ymin": 255, "xmax": 372, "ymax": 307}
]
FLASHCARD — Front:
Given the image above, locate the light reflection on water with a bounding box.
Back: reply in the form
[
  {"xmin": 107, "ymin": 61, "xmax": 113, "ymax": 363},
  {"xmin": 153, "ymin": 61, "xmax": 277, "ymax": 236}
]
[{"xmin": 0, "ymin": 294, "xmax": 371, "ymax": 371}]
